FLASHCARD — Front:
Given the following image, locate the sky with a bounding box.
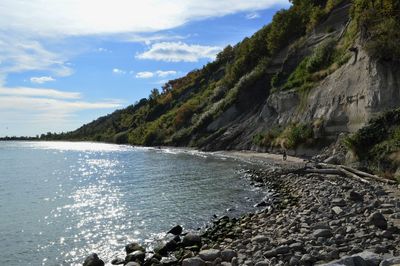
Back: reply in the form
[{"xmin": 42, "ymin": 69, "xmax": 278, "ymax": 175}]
[{"xmin": 0, "ymin": 0, "xmax": 290, "ymax": 137}]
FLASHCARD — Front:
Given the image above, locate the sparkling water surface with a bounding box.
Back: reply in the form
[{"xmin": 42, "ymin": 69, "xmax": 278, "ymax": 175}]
[{"xmin": 0, "ymin": 141, "xmax": 266, "ymax": 265}]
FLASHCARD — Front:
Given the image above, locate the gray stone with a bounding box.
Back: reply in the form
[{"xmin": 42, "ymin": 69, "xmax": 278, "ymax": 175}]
[
  {"xmin": 198, "ymin": 249, "xmax": 221, "ymax": 261},
  {"xmin": 374, "ymin": 245, "xmax": 389, "ymax": 254},
  {"xmin": 368, "ymin": 212, "xmax": 388, "ymax": 230},
  {"xmin": 312, "ymin": 223, "xmax": 331, "ymax": 230},
  {"xmin": 313, "ymin": 229, "xmax": 333, "ymax": 238},
  {"xmin": 355, "ymin": 251, "xmax": 382, "ymax": 266},
  {"xmin": 380, "ymin": 230, "xmax": 393, "ymax": 239},
  {"xmin": 389, "ymin": 213, "xmax": 400, "ymax": 219},
  {"xmin": 83, "ymin": 253, "xmax": 105, "ymax": 266},
  {"xmin": 254, "ymin": 261, "xmax": 269, "ymax": 266},
  {"xmin": 289, "ymin": 242, "xmax": 304, "ymax": 251},
  {"xmin": 251, "ymin": 235, "xmax": 268, "ymax": 243},
  {"xmin": 221, "ymin": 249, "xmax": 237, "ymax": 262},
  {"xmin": 160, "ymin": 256, "xmax": 178, "ymax": 265},
  {"xmin": 232, "ymin": 257, "xmax": 239, "ymax": 266},
  {"xmin": 125, "ymin": 250, "xmax": 145, "ymax": 263},
  {"xmin": 349, "ymin": 191, "xmax": 364, "ymax": 202},
  {"xmin": 289, "ymin": 257, "xmax": 300, "ymax": 266},
  {"xmin": 167, "ymin": 225, "xmax": 183, "ymax": 235},
  {"xmin": 182, "ymin": 233, "xmax": 202, "ymax": 247},
  {"xmin": 380, "ymin": 257, "xmax": 400, "ymax": 266},
  {"xmin": 332, "ymin": 206, "xmax": 343, "ymax": 215},
  {"xmin": 125, "ymin": 262, "xmax": 140, "ymax": 266},
  {"xmin": 300, "ymin": 254, "xmax": 315, "ymax": 264},
  {"xmin": 275, "ymin": 245, "xmax": 290, "ymax": 254},
  {"xmin": 182, "ymin": 257, "xmax": 206, "ymax": 266},
  {"xmin": 332, "ymin": 198, "xmax": 346, "ymax": 207},
  {"xmin": 321, "ymin": 251, "xmax": 381, "ymax": 266},
  {"xmin": 125, "ymin": 242, "xmax": 145, "ymax": 254},
  {"xmin": 320, "ymin": 256, "xmax": 366, "ymax": 266},
  {"xmin": 264, "ymin": 249, "xmax": 277, "ymax": 258},
  {"xmin": 326, "ymin": 249, "xmax": 340, "ymax": 261},
  {"xmin": 110, "ymin": 258, "xmax": 125, "ymax": 265}
]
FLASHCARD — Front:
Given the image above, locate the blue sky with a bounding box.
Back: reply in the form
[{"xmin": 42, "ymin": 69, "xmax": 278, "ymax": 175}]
[{"xmin": 0, "ymin": 0, "xmax": 290, "ymax": 137}]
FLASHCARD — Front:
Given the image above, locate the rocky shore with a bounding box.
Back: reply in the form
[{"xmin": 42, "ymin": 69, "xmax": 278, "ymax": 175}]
[{"xmin": 83, "ymin": 158, "xmax": 400, "ymax": 266}]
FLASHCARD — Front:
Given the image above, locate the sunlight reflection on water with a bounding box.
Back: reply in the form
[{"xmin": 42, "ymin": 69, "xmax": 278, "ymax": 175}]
[{"xmin": 0, "ymin": 141, "xmax": 266, "ymax": 265}]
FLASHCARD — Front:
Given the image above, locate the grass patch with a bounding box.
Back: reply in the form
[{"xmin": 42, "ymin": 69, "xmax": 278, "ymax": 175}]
[{"xmin": 254, "ymin": 123, "xmax": 315, "ymax": 149}]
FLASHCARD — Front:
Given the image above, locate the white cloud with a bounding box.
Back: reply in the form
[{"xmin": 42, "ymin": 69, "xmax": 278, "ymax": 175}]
[
  {"xmin": 246, "ymin": 12, "xmax": 261, "ymax": 19},
  {"xmin": 135, "ymin": 70, "xmax": 178, "ymax": 79},
  {"xmin": 96, "ymin": 47, "xmax": 110, "ymax": 52},
  {"xmin": 135, "ymin": 72, "xmax": 155, "ymax": 79},
  {"xmin": 0, "ymin": 96, "xmax": 121, "ymax": 112},
  {"xmin": 30, "ymin": 76, "xmax": 56, "ymax": 84},
  {"xmin": 0, "ymin": 0, "xmax": 287, "ymax": 93},
  {"xmin": 123, "ymin": 33, "xmax": 190, "ymax": 45},
  {"xmin": 136, "ymin": 42, "xmax": 222, "ymax": 62},
  {"xmin": 0, "ymin": 87, "xmax": 80, "ymax": 99},
  {"xmin": 0, "ymin": 86, "xmax": 122, "ymax": 136},
  {"xmin": 0, "ymin": 34, "xmax": 73, "ymax": 87},
  {"xmin": 112, "ymin": 68, "xmax": 126, "ymax": 74},
  {"xmin": 156, "ymin": 70, "xmax": 177, "ymax": 77},
  {"xmin": 0, "ymin": 1, "xmax": 288, "ymax": 37}
]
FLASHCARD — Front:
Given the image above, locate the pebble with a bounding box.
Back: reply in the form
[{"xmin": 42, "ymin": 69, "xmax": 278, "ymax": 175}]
[{"xmin": 313, "ymin": 229, "xmax": 333, "ymax": 238}]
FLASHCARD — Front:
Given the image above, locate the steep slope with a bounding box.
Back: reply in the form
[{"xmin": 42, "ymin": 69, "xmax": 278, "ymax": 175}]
[{"xmin": 54, "ymin": 0, "xmax": 400, "ymax": 171}]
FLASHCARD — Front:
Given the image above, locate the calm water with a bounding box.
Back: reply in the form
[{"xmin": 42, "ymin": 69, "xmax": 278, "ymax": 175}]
[{"xmin": 0, "ymin": 141, "xmax": 265, "ymax": 265}]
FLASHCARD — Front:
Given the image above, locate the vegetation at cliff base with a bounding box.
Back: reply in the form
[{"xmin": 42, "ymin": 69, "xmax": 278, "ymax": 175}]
[
  {"xmin": 344, "ymin": 108, "xmax": 400, "ymax": 180},
  {"xmin": 253, "ymin": 122, "xmax": 315, "ymax": 149}
]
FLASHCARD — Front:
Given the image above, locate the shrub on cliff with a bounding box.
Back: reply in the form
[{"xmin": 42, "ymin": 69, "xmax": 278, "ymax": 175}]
[
  {"xmin": 345, "ymin": 108, "xmax": 400, "ymax": 177},
  {"xmin": 352, "ymin": 0, "xmax": 400, "ymax": 61},
  {"xmin": 254, "ymin": 123, "xmax": 315, "ymax": 149}
]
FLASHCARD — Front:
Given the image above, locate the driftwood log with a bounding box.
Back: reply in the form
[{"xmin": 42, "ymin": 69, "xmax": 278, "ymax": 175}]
[{"xmin": 298, "ymin": 162, "xmax": 396, "ymax": 185}]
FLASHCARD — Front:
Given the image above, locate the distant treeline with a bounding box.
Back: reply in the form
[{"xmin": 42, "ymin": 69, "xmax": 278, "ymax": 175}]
[{"xmin": 0, "ymin": 132, "xmax": 66, "ymax": 141}]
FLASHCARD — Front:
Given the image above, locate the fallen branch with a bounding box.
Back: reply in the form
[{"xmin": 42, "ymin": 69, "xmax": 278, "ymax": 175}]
[
  {"xmin": 338, "ymin": 167, "xmax": 370, "ymax": 184},
  {"xmin": 297, "ymin": 167, "xmax": 369, "ymax": 184},
  {"xmin": 300, "ymin": 168, "xmax": 343, "ymax": 175},
  {"xmin": 312, "ymin": 192, "xmax": 322, "ymax": 204},
  {"xmin": 295, "ymin": 162, "xmax": 396, "ymax": 185},
  {"xmin": 341, "ymin": 165, "xmax": 397, "ymax": 185}
]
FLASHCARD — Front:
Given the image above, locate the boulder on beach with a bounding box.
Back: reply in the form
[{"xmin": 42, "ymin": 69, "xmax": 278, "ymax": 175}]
[
  {"xmin": 320, "ymin": 251, "xmax": 382, "ymax": 266},
  {"xmin": 221, "ymin": 249, "xmax": 237, "ymax": 262},
  {"xmin": 167, "ymin": 225, "xmax": 183, "ymax": 235},
  {"xmin": 182, "ymin": 256, "xmax": 206, "ymax": 266},
  {"xmin": 182, "ymin": 233, "xmax": 202, "ymax": 247},
  {"xmin": 110, "ymin": 257, "xmax": 125, "ymax": 265},
  {"xmin": 380, "ymin": 257, "xmax": 400, "ymax": 266},
  {"xmin": 349, "ymin": 190, "xmax": 364, "ymax": 202},
  {"xmin": 198, "ymin": 249, "xmax": 221, "ymax": 261},
  {"xmin": 125, "ymin": 242, "xmax": 145, "ymax": 254},
  {"xmin": 368, "ymin": 212, "xmax": 388, "ymax": 230},
  {"xmin": 83, "ymin": 253, "xmax": 105, "ymax": 266},
  {"xmin": 125, "ymin": 250, "xmax": 146, "ymax": 263},
  {"xmin": 313, "ymin": 228, "xmax": 333, "ymax": 238},
  {"xmin": 125, "ymin": 262, "xmax": 140, "ymax": 266}
]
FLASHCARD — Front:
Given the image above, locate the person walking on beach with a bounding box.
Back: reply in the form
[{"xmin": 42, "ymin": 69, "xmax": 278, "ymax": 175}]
[{"xmin": 282, "ymin": 149, "xmax": 287, "ymax": 161}]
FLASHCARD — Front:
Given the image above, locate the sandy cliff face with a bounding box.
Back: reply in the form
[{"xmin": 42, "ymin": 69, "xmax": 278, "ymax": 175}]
[
  {"xmin": 268, "ymin": 49, "xmax": 400, "ymax": 136},
  {"xmin": 201, "ymin": 2, "xmax": 400, "ymax": 152}
]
